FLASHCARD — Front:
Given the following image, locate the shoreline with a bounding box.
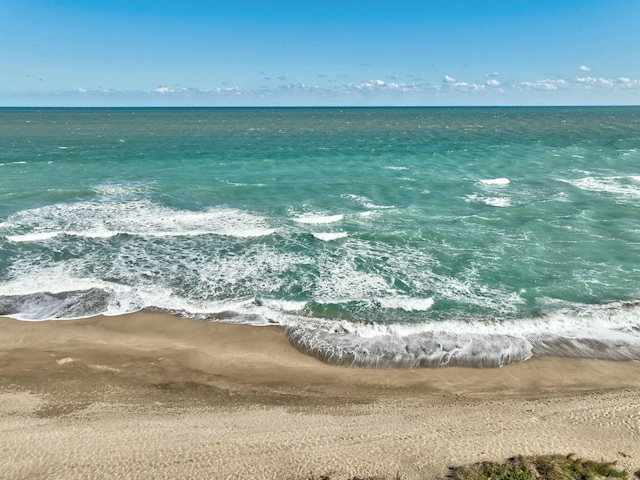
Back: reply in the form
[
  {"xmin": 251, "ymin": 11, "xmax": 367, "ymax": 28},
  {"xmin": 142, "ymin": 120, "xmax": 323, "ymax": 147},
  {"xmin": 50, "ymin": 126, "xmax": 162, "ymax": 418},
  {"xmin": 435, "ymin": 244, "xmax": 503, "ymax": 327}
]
[{"xmin": 1, "ymin": 311, "xmax": 640, "ymax": 479}]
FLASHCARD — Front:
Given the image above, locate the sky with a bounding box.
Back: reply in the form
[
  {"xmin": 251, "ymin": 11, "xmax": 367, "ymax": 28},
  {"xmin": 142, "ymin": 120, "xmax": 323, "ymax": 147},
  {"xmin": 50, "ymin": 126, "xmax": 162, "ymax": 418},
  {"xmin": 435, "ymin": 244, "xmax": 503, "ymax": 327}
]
[{"xmin": 1, "ymin": 0, "xmax": 639, "ymax": 106}]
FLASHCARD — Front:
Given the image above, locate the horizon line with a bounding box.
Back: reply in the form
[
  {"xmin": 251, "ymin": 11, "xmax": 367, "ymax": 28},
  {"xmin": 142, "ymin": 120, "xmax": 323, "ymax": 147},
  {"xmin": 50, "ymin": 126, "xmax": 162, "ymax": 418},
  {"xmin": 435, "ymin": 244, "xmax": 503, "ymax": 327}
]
[{"xmin": 2, "ymin": 104, "xmax": 639, "ymax": 109}]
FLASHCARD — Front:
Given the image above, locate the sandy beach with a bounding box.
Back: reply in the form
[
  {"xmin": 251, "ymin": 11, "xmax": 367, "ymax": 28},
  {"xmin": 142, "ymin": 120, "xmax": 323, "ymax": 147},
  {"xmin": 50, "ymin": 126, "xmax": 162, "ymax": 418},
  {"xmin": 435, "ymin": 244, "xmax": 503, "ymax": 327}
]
[{"xmin": 1, "ymin": 311, "xmax": 639, "ymax": 479}]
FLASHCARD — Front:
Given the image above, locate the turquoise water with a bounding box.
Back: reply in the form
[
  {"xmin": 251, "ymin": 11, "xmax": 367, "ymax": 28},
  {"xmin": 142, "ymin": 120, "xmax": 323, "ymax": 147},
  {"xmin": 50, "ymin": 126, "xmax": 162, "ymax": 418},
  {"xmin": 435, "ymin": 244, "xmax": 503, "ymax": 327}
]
[{"xmin": 1, "ymin": 107, "xmax": 640, "ymax": 367}]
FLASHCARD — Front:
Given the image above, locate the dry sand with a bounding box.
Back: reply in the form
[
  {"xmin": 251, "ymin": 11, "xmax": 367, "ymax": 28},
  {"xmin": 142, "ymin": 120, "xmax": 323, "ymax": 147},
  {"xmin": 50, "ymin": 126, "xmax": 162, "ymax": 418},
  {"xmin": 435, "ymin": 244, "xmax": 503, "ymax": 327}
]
[{"xmin": 1, "ymin": 311, "xmax": 639, "ymax": 479}]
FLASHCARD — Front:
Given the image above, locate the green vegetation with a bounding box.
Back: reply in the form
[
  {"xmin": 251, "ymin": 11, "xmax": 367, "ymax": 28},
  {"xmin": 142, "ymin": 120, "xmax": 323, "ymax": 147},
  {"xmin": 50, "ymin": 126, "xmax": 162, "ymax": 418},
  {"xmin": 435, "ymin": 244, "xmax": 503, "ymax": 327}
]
[
  {"xmin": 449, "ymin": 454, "xmax": 629, "ymax": 480},
  {"xmin": 308, "ymin": 454, "xmax": 636, "ymax": 480}
]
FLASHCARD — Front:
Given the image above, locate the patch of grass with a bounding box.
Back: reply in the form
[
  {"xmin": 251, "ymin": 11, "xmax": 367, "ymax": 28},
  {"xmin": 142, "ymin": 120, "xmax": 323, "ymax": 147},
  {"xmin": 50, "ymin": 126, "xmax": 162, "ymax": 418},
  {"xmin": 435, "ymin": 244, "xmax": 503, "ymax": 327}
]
[
  {"xmin": 449, "ymin": 454, "xmax": 628, "ymax": 480},
  {"xmin": 307, "ymin": 455, "xmax": 631, "ymax": 480}
]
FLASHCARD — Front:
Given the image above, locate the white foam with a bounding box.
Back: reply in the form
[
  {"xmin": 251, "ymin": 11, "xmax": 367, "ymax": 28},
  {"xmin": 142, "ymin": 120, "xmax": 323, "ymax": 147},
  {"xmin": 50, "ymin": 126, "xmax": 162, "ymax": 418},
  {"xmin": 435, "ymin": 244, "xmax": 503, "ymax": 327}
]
[
  {"xmin": 126, "ymin": 242, "xmax": 305, "ymax": 317},
  {"xmin": 291, "ymin": 237, "xmax": 523, "ymax": 317},
  {"xmin": 294, "ymin": 213, "xmax": 344, "ymax": 224},
  {"xmin": 68, "ymin": 230, "xmax": 118, "ymax": 239},
  {"xmin": 257, "ymin": 298, "xmax": 307, "ymax": 312},
  {"xmin": 0, "ymin": 266, "xmax": 145, "ymax": 320},
  {"xmin": 565, "ymin": 175, "xmax": 640, "ymax": 200},
  {"xmin": 7, "ymin": 232, "xmax": 60, "ymax": 242},
  {"xmin": 282, "ymin": 298, "xmax": 640, "ymax": 367},
  {"xmin": 484, "ymin": 197, "xmax": 511, "ymax": 207},
  {"xmin": 92, "ymin": 183, "xmax": 151, "ymax": 198},
  {"xmin": 480, "ymin": 177, "xmax": 510, "ymax": 185},
  {"xmin": 0, "ymin": 231, "xmax": 306, "ymax": 322},
  {"xmin": 3, "ymin": 246, "xmax": 638, "ymax": 367},
  {"xmin": 310, "ymin": 247, "xmax": 397, "ymax": 304},
  {"xmin": 384, "ymin": 166, "xmax": 408, "ymax": 171},
  {"xmin": 0, "ymin": 268, "xmax": 104, "ymax": 298},
  {"xmin": 465, "ymin": 194, "xmax": 512, "ymax": 207},
  {"xmin": 0, "ymin": 269, "xmax": 265, "ymax": 322},
  {"xmin": 4, "ymin": 201, "xmax": 276, "ymax": 240},
  {"xmin": 8, "ymin": 259, "xmax": 636, "ymax": 357},
  {"xmin": 377, "ymin": 297, "xmax": 434, "ymax": 312},
  {"xmin": 338, "ymin": 300, "xmax": 640, "ymax": 340},
  {"xmin": 286, "ymin": 325, "xmax": 533, "ymax": 368},
  {"xmin": 341, "ymin": 194, "xmax": 394, "ymax": 210},
  {"xmin": 0, "ymin": 283, "xmax": 144, "ymax": 321},
  {"xmin": 223, "ymin": 180, "xmax": 266, "ymax": 187},
  {"xmin": 312, "ymin": 232, "xmax": 348, "ymax": 241}
]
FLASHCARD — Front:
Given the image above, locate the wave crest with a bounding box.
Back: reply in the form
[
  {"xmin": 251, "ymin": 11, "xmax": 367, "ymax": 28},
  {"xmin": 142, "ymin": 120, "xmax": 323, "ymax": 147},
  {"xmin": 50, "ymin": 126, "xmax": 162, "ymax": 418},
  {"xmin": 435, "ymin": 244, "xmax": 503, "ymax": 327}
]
[
  {"xmin": 0, "ymin": 288, "xmax": 143, "ymax": 320},
  {"xmin": 286, "ymin": 326, "xmax": 532, "ymax": 368}
]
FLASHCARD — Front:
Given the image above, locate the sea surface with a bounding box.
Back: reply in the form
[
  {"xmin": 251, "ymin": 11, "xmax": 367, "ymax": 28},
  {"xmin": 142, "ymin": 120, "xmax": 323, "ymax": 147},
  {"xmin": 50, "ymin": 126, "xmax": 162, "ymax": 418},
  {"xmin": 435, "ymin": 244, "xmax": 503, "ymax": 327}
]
[{"xmin": 1, "ymin": 107, "xmax": 640, "ymax": 367}]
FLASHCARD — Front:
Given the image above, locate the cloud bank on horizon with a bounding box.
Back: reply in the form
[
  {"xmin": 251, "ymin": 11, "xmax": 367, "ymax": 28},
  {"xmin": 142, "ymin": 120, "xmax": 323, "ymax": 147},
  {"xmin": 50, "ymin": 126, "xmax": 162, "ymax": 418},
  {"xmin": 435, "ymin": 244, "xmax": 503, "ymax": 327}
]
[{"xmin": 1, "ymin": 0, "xmax": 639, "ymax": 106}]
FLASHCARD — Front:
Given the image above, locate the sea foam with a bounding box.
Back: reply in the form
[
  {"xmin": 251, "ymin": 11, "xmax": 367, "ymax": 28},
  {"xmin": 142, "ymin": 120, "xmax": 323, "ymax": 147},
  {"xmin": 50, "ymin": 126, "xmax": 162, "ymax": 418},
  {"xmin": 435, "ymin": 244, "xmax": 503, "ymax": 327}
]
[
  {"xmin": 565, "ymin": 175, "xmax": 640, "ymax": 200},
  {"xmin": 341, "ymin": 194, "xmax": 394, "ymax": 209},
  {"xmin": 312, "ymin": 232, "xmax": 348, "ymax": 241},
  {"xmin": 465, "ymin": 194, "xmax": 512, "ymax": 207},
  {"xmin": 7, "ymin": 232, "xmax": 60, "ymax": 243},
  {"xmin": 479, "ymin": 178, "xmax": 510, "ymax": 185},
  {"xmin": 285, "ymin": 300, "xmax": 640, "ymax": 368},
  {"xmin": 377, "ymin": 297, "xmax": 434, "ymax": 311},
  {"xmin": 294, "ymin": 214, "xmax": 344, "ymax": 224},
  {"xmin": 3, "ymin": 201, "xmax": 276, "ymax": 241}
]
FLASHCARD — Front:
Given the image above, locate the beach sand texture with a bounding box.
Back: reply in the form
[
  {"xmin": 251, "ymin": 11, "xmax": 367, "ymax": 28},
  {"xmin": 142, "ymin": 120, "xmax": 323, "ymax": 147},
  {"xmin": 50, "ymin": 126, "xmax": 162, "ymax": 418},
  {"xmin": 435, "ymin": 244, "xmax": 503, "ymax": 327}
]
[{"xmin": 1, "ymin": 312, "xmax": 639, "ymax": 480}]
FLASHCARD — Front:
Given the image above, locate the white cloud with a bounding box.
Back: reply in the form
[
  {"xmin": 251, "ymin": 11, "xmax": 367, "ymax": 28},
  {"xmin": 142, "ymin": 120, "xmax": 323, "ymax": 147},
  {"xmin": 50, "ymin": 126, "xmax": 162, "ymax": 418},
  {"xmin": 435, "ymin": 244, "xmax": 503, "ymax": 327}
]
[
  {"xmin": 278, "ymin": 83, "xmax": 318, "ymax": 92},
  {"xmin": 578, "ymin": 65, "xmax": 592, "ymax": 71},
  {"xmin": 518, "ymin": 75, "xmax": 640, "ymax": 96},
  {"xmin": 575, "ymin": 77, "xmax": 614, "ymax": 87},
  {"xmin": 324, "ymin": 79, "xmax": 421, "ymax": 95},
  {"xmin": 113, "ymin": 75, "xmax": 640, "ymax": 98},
  {"xmin": 17, "ymin": 72, "xmax": 640, "ymax": 107},
  {"xmin": 358, "ymin": 79, "xmax": 386, "ymax": 89},
  {"xmin": 153, "ymin": 86, "xmax": 173, "ymax": 94},
  {"xmin": 616, "ymin": 77, "xmax": 640, "ymax": 88},
  {"xmin": 214, "ymin": 86, "xmax": 246, "ymax": 95},
  {"xmin": 451, "ymin": 82, "xmax": 481, "ymax": 91},
  {"xmin": 520, "ymin": 79, "xmax": 569, "ymax": 91},
  {"xmin": 150, "ymin": 85, "xmax": 249, "ymax": 96},
  {"xmin": 486, "ymin": 72, "xmax": 501, "ymax": 77}
]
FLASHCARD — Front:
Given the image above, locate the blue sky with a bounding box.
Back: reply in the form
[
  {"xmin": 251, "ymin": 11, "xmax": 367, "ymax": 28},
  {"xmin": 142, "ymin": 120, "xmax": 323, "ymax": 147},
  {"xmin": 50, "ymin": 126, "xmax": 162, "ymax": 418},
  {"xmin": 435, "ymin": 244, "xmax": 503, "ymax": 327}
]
[{"xmin": 1, "ymin": 0, "xmax": 639, "ymax": 106}]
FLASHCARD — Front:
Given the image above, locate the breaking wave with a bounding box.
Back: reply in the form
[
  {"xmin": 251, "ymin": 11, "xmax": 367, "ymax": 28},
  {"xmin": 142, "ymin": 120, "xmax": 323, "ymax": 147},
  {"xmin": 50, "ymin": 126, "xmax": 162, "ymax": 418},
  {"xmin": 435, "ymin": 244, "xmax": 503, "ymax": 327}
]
[
  {"xmin": 286, "ymin": 301, "xmax": 640, "ymax": 368},
  {"xmin": 1, "ymin": 282, "xmax": 639, "ymax": 368},
  {"xmin": 3, "ymin": 201, "xmax": 276, "ymax": 241}
]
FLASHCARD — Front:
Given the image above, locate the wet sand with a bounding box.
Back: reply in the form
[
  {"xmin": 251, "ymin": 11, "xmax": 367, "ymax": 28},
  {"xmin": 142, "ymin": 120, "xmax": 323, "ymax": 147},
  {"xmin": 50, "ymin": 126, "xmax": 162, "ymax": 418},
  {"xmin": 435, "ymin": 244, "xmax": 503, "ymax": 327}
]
[{"xmin": 1, "ymin": 311, "xmax": 639, "ymax": 479}]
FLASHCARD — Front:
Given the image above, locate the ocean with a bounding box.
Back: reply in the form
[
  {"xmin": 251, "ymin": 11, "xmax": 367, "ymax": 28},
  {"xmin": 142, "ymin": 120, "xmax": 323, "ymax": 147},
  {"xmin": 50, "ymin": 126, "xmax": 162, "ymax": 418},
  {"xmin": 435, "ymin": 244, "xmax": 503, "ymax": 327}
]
[{"xmin": 1, "ymin": 107, "xmax": 639, "ymax": 367}]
